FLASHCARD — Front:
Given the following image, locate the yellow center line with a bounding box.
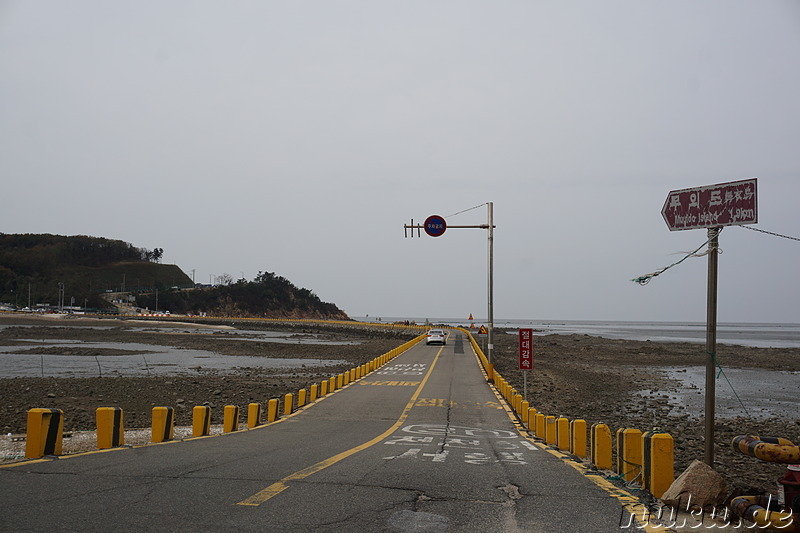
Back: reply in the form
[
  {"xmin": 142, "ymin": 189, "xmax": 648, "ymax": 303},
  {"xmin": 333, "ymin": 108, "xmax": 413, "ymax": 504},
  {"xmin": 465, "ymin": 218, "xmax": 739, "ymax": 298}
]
[{"xmin": 237, "ymin": 345, "xmax": 444, "ymax": 507}]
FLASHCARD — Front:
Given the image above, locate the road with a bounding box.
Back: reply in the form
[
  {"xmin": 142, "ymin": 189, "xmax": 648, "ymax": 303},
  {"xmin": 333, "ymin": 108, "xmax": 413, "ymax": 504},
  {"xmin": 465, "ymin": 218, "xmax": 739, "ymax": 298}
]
[{"xmin": 0, "ymin": 330, "xmax": 645, "ymax": 532}]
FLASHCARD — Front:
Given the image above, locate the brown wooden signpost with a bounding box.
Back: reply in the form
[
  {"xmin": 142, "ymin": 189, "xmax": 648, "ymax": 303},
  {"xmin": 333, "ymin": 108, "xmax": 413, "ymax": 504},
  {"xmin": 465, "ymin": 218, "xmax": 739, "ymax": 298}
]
[{"xmin": 661, "ymin": 178, "xmax": 758, "ymax": 467}]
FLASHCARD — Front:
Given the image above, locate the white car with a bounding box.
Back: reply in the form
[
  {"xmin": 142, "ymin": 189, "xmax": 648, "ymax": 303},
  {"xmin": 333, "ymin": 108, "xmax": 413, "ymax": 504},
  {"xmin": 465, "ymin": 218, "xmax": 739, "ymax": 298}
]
[{"xmin": 426, "ymin": 329, "xmax": 447, "ymax": 345}]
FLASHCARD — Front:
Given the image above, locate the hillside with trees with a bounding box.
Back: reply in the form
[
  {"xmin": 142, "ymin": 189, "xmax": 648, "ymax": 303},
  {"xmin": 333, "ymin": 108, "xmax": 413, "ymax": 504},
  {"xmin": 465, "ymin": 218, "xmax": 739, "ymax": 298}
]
[
  {"xmin": 135, "ymin": 271, "xmax": 349, "ymax": 319},
  {"xmin": 0, "ymin": 234, "xmax": 348, "ymax": 319}
]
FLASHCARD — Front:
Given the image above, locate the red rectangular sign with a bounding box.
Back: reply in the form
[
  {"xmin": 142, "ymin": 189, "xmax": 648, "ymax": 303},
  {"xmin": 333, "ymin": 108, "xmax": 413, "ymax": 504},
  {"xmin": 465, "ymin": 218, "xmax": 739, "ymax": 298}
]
[
  {"xmin": 661, "ymin": 178, "xmax": 757, "ymax": 231},
  {"xmin": 519, "ymin": 328, "xmax": 533, "ymax": 371}
]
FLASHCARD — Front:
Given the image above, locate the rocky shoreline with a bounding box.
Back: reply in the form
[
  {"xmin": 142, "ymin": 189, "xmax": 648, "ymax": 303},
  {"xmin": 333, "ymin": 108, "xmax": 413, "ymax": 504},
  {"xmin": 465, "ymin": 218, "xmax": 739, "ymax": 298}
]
[{"xmin": 489, "ymin": 329, "xmax": 800, "ymax": 500}]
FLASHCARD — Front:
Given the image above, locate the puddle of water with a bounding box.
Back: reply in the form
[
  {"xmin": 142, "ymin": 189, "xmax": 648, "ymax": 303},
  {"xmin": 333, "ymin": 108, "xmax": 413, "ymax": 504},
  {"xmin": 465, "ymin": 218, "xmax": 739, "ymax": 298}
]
[
  {"xmin": 638, "ymin": 366, "xmax": 799, "ymax": 420},
  {"xmin": 0, "ymin": 340, "xmax": 342, "ymax": 377}
]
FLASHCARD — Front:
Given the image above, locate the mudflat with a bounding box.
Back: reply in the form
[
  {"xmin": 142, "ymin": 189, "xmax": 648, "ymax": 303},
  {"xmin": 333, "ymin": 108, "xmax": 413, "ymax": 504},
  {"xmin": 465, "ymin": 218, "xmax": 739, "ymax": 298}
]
[
  {"xmin": 1, "ymin": 313, "xmax": 797, "ymax": 500},
  {"xmin": 489, "ymin": 329, "xmax": 799, "ymax": 499}
]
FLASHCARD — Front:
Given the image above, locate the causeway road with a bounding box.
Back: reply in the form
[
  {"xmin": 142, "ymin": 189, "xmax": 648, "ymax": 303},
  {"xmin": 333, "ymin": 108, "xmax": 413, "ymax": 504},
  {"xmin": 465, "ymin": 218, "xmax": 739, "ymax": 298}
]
[{"xmin": 0, "ymin": 330, "xmax": 643, "ymax": 532}]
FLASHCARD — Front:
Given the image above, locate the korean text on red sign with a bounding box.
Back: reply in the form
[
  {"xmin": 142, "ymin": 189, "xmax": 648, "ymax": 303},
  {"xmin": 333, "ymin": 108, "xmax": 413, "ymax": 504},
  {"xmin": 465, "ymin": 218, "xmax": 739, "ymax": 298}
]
[
  {"xmin": 519, "ymin": 328, "xmax": 533, "ymax": 371},
  {"xmin": 661, "ymin": 178, "xmax": 757, "ymax": 231}
]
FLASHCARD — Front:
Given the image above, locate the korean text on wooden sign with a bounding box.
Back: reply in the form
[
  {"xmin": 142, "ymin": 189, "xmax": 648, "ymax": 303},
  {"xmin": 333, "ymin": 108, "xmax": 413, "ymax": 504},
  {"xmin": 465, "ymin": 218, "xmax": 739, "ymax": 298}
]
[
  {"xmin": 518, "ymin": 328, "xmax": 533, "ymax": 371},
  {"xmin": 661, "ymin": 178, "xmax": 757, "ymax": 231}
]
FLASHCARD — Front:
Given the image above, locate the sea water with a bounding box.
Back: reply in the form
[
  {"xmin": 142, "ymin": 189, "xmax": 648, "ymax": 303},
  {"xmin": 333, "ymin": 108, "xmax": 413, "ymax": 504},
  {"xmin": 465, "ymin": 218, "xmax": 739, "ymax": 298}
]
[{"xmin": 355, "ymin": 317, "xmax": 800, "ymax": 349}]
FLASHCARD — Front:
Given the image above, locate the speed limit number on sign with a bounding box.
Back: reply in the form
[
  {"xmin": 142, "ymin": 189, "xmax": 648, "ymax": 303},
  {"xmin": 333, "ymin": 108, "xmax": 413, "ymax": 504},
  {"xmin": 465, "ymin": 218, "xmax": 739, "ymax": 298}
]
[{"xmin": 519, "ymin": 328, "xmax": 533, "ymax": 370}]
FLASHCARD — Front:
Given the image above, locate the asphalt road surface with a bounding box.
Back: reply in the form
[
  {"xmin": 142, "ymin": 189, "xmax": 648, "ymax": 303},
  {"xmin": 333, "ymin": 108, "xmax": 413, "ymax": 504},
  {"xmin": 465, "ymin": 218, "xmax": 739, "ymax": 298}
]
[{"xmin": 0, "ymin": 331, "xmax": 644, "ymax": 532}]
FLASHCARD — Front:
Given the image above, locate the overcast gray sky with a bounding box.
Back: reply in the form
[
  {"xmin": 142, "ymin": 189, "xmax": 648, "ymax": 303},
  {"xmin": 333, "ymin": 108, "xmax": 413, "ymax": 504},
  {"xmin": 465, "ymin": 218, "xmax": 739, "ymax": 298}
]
[{"xmin": 2, "ymin": 1, "xmax": 799, "ymax": 323}]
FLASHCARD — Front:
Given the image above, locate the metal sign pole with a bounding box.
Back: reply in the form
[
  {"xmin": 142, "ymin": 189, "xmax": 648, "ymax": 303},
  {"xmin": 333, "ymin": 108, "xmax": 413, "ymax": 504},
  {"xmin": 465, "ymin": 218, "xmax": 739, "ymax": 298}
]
[
  {"xmin": 523, "ymin": 371, "xmax": 528, "ymax": 403},
  {"xmin": 403, "ymin": 202, "xmax": 496, "ymax": 381},
  {"xmin": 487, "ymin": 202, "xmax": 494, "ymax": 373},
  {"xmin": 704, "ymin": 226, "xmax": 720, "ymax": 467}
]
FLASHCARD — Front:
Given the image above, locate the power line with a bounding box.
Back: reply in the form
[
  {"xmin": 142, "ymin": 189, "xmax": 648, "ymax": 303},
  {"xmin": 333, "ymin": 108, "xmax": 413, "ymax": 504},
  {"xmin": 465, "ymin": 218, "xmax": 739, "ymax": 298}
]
[
  {"xmin": 445, "ymin": 203, "xmax": 487, "ymax": 218},
  {"xmin": 631, "ymin": 234, "xmax": 717, "ymax": 285},
  {"xmin": 738, "ymin": 225, "xmax": 800, "ymax": 242}
]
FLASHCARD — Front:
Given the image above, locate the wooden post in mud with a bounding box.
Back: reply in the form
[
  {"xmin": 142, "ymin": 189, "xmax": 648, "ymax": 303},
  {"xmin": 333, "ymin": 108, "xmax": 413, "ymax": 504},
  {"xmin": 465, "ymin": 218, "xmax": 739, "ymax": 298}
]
[{"xmin": 704, "ymin": 226, "xmax": 720, "ymax": 467}]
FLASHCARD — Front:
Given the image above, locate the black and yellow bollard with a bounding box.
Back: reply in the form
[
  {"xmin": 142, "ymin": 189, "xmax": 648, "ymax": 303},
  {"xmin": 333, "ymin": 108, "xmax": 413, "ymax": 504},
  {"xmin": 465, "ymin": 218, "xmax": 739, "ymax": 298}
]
[
  {"xmin": 96, "ymin": 407, "xmax": 124, "ymax": 449},
  {"xmin": 556, "ymin": 417, "xmax": 570, "ymax": 451},
  {"xmin": 193, "ymin": 405, "xmax": 211, "ymax": 437},
  {"xmin": 545, "ymin": 415, "xmax": 557, "ymax": 445},
  {"xmin": 642, "ymin": 430, "xmax": 674, "ymax": 499},
  {"xmin": 151, "ymin": 406, "xmax": 174, "ymax": 443},
  {"xmin": 570, "ymin": 419, "xmax": 587, "ymax": 458},
  {"xmin": 247, "ymin": 403, "xmax": 261, "ymax": 428},
  {"xmin": 616, "ymin": 428, "xmax": 643, "ymax": 483},
  {"xmin": 267, "ymin": 398, "xmax": 279, "ymax": 422},
  {"xmin": 535, "ymin": 413, "xmax": 546, "ymax": 438},
  {"xmin": 223, "ymin": 405, "xmax": 240, "ymax": 433},
  {"xmin": 25, "ymin": 408, "xmax": 64, "ymax": 459},
  {"xmin": 527, "ymin": 407, "xmax": 538, "ymax": 432},
  {"xmin": 283, "ymin": 393, "xmax": 294, "ymax": 416},
  {"xmin": 590, "ymin": 423, "xmax": 612, "ymax": 470}
]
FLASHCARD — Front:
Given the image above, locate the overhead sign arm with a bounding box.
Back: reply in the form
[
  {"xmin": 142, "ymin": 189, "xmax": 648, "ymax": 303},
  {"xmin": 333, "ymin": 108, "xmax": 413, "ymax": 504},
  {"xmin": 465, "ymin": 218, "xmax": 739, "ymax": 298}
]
[{"xmin": 403, "ymin": 204, "xmax": 497, "ymax": 380}]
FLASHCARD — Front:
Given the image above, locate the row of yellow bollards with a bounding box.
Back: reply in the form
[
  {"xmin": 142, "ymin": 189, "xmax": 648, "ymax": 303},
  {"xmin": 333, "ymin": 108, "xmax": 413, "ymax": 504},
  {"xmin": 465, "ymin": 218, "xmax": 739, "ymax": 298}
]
[
  {"xmin": 23, "ymin": 334, "xmax": 425, "ymax": 460},
  {"xmin": 461, "ymin": 327, "xmax": 675, "ymax": 500}
]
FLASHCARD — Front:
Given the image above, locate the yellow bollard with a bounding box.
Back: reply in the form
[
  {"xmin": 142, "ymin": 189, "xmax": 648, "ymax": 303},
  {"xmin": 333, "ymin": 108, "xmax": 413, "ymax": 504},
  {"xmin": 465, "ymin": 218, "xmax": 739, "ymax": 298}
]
[
  {"xmin": 311, "ymin": 383, "xmax": 319, "ymax": 401},
  {"xmin": 151, "ymin": 406, "xmax": 174, "ymax": 443},
  {"xmin": 247, "ymin": 403, "xmax": 261, "ymax": 429},
  {"xmin": 337, "ymin": 374, "xmax": 344, "ymax": 389},
  {"xmin": 556, "ymin": 417, "xmax": 570, "ymax": 451},
  {"xmin": 283, "ymin": 393, "xmax": 294, "ymax": 416},
  {"xmin": 298, "ymin": 389, "xmax": 307, "ymax": 408},
  {"xmin": 25, "ymin": 408, "xmax": 64, "ymax": 459},
  {"xmin": 527, "ymin": 407, "xmax": 538, "ymax": 432},
  {"xmin": 320, "ymin": 380, "xmax": 328, "ymax": 396},
  {"xmin": 535, "ymin": 413, "xmax": 546, "ymax": 438},
  {"xmin": 545, "ymin": 415, "xmax": 557, "ymax": 445},
  {"xmin": 223, "ymin": 405, "xmax": 240, "ymax": 433},
  {"xmin": 514, "ymin": 394, "xmax": 522, "ymax": 415},
  {"xmin": 193, "ymin": 405, "xmax": 211, "ymax": 437},
  {"xmin": 571, "ymin": 419, "xmax": 587, "ymax": 458},
  {"xmin": 267, "ymin": 398, "xmax": 279, "ymax": 422},
  {"xmin": 96, "ymin": 407, "xmax": 124, "ymax": 449},
  {"xmin": 520, "ymin": 401, "xmax": 530, "ymax": 424},
  {"xmin": 591, "ymin": 423, "xmax": 613, "ymax": 470},
  {"xmin": 642, "ymin": 431, "xmax": 674, "ymax": 499},
  {"xmin": 616, "ymin": 428, "xmax": 643, "ymax": 483},
  {"xmin": 329, "ymin": 376, "xmax": 337, "ymax": 392}
]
